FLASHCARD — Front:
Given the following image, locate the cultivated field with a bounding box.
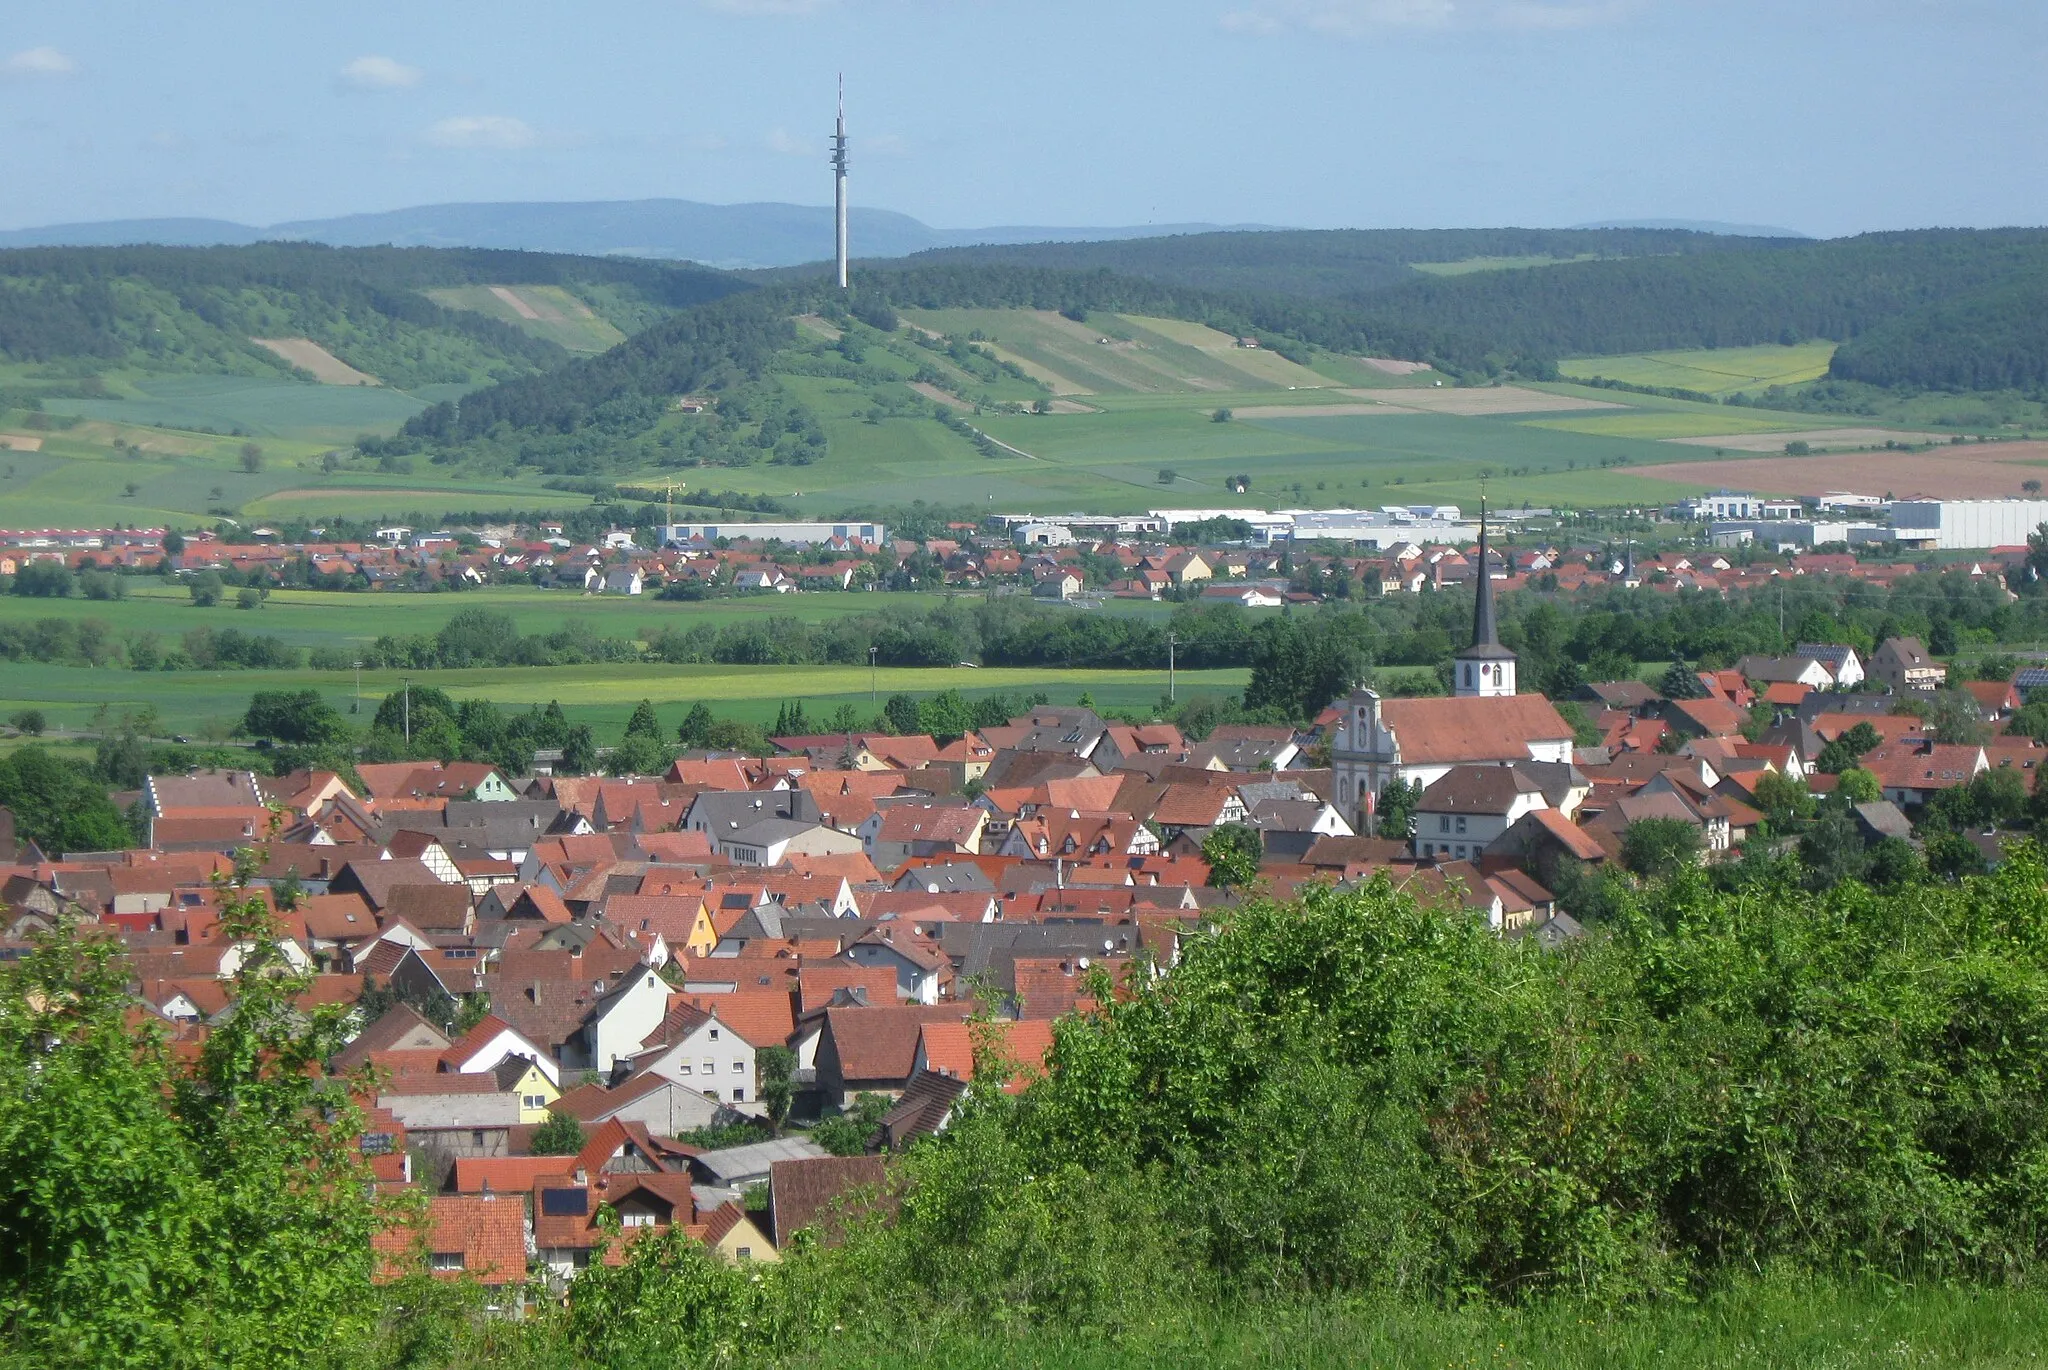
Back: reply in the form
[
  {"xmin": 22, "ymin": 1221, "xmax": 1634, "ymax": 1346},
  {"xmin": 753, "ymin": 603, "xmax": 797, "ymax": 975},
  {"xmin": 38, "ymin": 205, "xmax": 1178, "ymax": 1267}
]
[
  {"xmin": 1664, "ymin": 426, "xmax": 1949, "ymax": 452},
  {"xmin": 34, "ymin": 372, "xmax": 428, "ymax": 443},
  {"xmin": 1374, "ymin": 386, "xmax": 1626, "ymax": 417},
  {"xmin": 250, "ymin": 338, "xmax": 381, "ymax": 386},
  {"xmin": 424, "ymin": 284, "xmax": 627, "ymax": 353},
  {"xmin": 1558, "ymin": 342, "xmax": 1838, "ymax": 396},
  {"xmin": 1646, "ymin": 438, "xmax": 2048, "ymax": 499}
]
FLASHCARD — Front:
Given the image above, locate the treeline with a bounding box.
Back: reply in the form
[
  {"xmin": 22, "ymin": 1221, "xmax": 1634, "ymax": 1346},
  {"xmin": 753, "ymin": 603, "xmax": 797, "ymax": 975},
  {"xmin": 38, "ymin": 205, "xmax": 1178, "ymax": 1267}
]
[
  {"xmin": 884, "ymin": 225, "xmax": 1787, "ymax": 300},
  {"xmin": 1342, "ymin": 228, "xmax": 2048, "ymax": 373},
  {"xmin": 0, "ymin": 242, "xmax": 743, "ymax": 390},
  {"xmin": 0, "ymin": 616, "xmax": 305, "ymax": 671}
]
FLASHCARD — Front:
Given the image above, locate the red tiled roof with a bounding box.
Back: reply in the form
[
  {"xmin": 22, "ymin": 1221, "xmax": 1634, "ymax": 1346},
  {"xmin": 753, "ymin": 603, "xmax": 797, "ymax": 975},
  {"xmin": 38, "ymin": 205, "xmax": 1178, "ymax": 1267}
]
[{"xmin": 372, "ymin": 1195, "xmax": 527, "ymax": 1285}]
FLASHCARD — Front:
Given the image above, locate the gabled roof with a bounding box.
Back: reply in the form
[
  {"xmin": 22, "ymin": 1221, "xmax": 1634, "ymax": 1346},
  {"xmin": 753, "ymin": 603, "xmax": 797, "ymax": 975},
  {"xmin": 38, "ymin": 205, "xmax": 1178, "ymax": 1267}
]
[
  {"xmin": 1375, "ymin": 695, "xmax": 1574, "ymax": 765},
  {"xmin": 769, "ymin": 1155, "xmax": 890, "ymax": 1248},
  {"xmin": 372, "ymin": 1195, "xmax": 527, "ymax": 1285}
]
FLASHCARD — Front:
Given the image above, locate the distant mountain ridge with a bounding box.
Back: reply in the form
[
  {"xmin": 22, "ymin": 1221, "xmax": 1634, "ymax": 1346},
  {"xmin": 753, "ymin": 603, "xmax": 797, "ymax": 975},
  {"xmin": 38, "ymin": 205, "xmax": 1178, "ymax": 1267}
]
[
  {"xmin": 0, "ymin": 200, "xmax": 1278, "ymax": 269},
  {"xmin": 1571, "ymin": 217, "xmax": 1812, "ymax": 239}
]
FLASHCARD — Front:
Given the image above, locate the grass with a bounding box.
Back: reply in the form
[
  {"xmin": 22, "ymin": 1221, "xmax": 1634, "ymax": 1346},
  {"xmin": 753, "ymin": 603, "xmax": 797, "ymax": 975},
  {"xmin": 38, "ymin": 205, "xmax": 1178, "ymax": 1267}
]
[
  {"xmin": 0, "ymin": 585, "xmax": 961, "ymax": 651},
  {"xmin": 34, "ymin": 371, "xmax": 431, "ymax": 443},
  {"xmin": 900, "ymin": 309, "xmax": 1344, "ymax": 397},
  {"xmin": 423, "ymin": 285, "xmax": 627, "ymax": 354},
  {"xmin": 0, "ymin": 658, "xmax": 1245, "ymax": 738},
  {"xmin": 794, "ymin": 1278, "xmax": 2048, "ymax": 1369},
  {"xmin": 1521, "ymin": 410, "xmax": 1817, "ymax": 440},
  {"xmin": 1558, "ymin": 343, "xmax": 1838, "ymax": 397}
]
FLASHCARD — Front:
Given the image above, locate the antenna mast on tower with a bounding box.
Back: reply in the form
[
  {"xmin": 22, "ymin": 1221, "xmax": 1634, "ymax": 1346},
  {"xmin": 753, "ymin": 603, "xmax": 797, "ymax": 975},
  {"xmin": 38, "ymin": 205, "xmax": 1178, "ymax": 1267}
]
[{"xmin": 831, "ymin": 76, "xmax": 849, "ymax": 290}]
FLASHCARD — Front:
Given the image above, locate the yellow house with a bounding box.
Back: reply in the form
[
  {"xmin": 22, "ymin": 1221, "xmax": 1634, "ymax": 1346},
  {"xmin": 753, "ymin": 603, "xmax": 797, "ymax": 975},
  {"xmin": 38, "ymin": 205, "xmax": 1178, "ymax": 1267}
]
[
  {"xmin": 701, "ymin": 1202, "xmax": 780, "ymax": 1264},
  {"xmin": 496, "ymin": 1057, "xmax": 560, "ymax": 1124}
]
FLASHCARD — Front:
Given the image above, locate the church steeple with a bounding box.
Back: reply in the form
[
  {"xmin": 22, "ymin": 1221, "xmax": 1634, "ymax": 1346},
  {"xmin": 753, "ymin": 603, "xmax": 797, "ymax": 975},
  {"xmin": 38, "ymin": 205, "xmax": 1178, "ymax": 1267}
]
[{"xmin": 1454, "ymin": 501, "xmax": 1517, "ymax": 698}]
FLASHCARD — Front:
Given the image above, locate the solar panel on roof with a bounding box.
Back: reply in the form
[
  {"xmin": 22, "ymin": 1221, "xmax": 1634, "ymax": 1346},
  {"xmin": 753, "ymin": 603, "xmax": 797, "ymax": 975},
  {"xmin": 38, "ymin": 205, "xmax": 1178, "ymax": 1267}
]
[{"xmin": 541, "ymin": 1187, "xmax": 589, "ymax": 1216}]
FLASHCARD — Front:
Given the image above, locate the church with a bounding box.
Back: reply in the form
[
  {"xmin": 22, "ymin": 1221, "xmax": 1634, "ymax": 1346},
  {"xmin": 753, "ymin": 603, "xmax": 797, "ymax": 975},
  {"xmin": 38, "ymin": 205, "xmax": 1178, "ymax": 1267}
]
[{"xmin": 1330, "ymin": 510, "xmax": 1575, "ymax": 832}]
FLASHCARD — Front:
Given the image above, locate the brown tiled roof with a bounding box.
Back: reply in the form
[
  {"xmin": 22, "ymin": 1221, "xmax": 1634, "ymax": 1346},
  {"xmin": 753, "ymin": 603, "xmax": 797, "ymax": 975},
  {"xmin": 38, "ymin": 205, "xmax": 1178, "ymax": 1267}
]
[
  {"xmin": 1376, "ymin": 695, "xmax": 1574, "ymax": 765},
  {"xmin": 874, "ymin": 1070, "xmax": 968, "ymax": 1150},
  {"xmin": 671, "ymin": 990, "xmax": 796, "ymax": 1050},
  {"xmin": 372, "ymin": 1195, "xmax": 527, "ymax": 1285},
  {"xmin": 451, "ymin": 1155, "xmax": 575, "ymax": 1194},
  {"xmin": 332, "ymin": 1003, "xmax": 450, "ymax": 1072},
  {"xmin": 384, "ymin": 883, "xmax": 471, "ymax": 932},
  {"xmin": 796, "ymin": 966, "xmax": 901, "ymax": 1014},
  {"xmin": 822, "ymin": 1004, "xmax": 969, "ymax": 1083},
  {"xmin": 769, "ymin": 1155, "xmax": 890, "ymax": 1248},
  {"xmin": 918, "ymin": 1018, "xmax": 1056, "ymax": 1091}
]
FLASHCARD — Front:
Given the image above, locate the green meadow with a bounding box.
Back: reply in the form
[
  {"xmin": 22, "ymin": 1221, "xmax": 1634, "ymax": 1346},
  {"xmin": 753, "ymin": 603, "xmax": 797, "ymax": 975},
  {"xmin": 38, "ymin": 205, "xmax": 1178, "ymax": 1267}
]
[
  {"xmin": 1558, "ymin": 342, "xmax": 1838, "ymax": 397},
  {"xmin": 0, "ymin": 585, "xmax": 956, "ymax": 651},
  {"xmin": 0, "ymin": 656, "xmax": 1246, "ymax": 738}
]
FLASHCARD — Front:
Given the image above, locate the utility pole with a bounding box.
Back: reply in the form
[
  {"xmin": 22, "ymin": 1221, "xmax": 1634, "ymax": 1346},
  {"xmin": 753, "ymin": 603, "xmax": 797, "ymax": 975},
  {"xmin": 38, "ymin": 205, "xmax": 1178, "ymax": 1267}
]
[
  {"xmin": 403, "ymin": 677, "xmax": 411, "ymax": 745},
  {"xmin": 869, "ymin": 645, "xmax": 878, "ymax": 705},
  {"xmin": 352, "ymin": 659, "xmax": 362, "ymax": 714},
  {"xmin": 1168, "ymin": 631, "xmax": 1178, "ymax": 702}
]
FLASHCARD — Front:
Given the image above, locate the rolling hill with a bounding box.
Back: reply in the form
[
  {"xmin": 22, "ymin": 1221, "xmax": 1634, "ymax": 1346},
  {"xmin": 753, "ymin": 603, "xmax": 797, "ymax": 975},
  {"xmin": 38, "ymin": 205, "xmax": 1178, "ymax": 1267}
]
[{"xmin": 0, "ymin": 200, "xmax": 1275, "ymax": 269}]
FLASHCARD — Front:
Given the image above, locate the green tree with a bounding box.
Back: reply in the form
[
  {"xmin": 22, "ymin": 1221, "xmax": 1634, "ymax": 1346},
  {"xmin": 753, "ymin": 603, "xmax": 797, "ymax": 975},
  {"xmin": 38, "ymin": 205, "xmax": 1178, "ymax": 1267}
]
[
  {"xmin": 1925, "ymin": 689, "xmax": 1987, "ymax": 745},
  {"xmin": 623, "ymin": 699, "xmax": 663, "ymax": 740},
  {"xmin": 1620, "ymin": 817, "xmax": 1702, "ymax": 880},
  {"xmin": 1866, "ymin": 835, "xmax": 1926, "ymax": 888},
  {"xmin": 1835, "ymin": 766, "xmax": 1882, "ymax": 804},
  {"xmin": 238, "ymin": 689, "xmax": 349, "ymax": 746},
  {"xmin": 188, "ymin": 569, "xmax": 225, "ymax": 607},
  {"xmin": 812, "ymin": 1092, "xmax": 892, "ymax": 1156},
  {"xmin": 10, "ymin": 561, "xmax": 74, "ymax": 598},
  {"xmin": 1815, "ymin": 722, "xmax": 1882, "ymax": 774},
  {"xmin": 1659, "ymin": 658, "xmax": 1707, "ymax": 699},
  {"xmin": 1374, "ymin": 776, "xmax": 1422, "ymax": 839},
  {"xmin": 559, "ymin": 725, "xmax": 600, "ymax": 775},
  {"xmin": 0, "ymin": 747, "xmax": 135, "ymax": 853},
  {"xmin": 1201, "ymin": 822, "xmax": 1263, "ymax": 889},
  {"xmin": 530, "ymin": 1108, "xmax": 586, "ymax": 1156},
  {"xmin": 882, "ymin": 692, "xmax": 921, "ymax": 735},
  {"xmin": 1553, "ymin": 699, "xmax": 1603, "ymax": 749},
  {"xmin": 238, "ymin": 441, "xmax": 264, "ymax": 473},
  {"xmin": 758, "ymin": 1045, "xmax": 796, "ymax": 1132},
  {"xmin": 1751, "ymin": 771, "xmax": 1814, "ymax": 831},
  {"xmin": 677, "ymin": 701, "xmax": 716, "ymax": 748},
  {"xmin": 1926, "ymin": 830, "xmax": 1987, "ymax": 880},
  {"xmin": 1798, "ymin": 802, "xmax": 1868, "ymax": 889},
  {"xmin": 7, "ymin": 708, "xmax": 45, "ymax": 736},
  {"xmin": 605, "ymin": 729, "xmax": 673, "ymax": 777},
  {"xmin": 0, "ymin": 857, "xmax": 385, "ymax": 1362}
]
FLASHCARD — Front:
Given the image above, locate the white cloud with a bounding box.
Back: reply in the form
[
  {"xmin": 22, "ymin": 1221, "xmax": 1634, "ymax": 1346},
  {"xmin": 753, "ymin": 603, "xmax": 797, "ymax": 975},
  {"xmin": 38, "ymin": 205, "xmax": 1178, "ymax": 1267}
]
[
  {"xmin": 337, "ymin": 55, "xmax": 422, "ymax": 91},
  {"xmin": 3, "ymin": 46, "xmax": 79, "ymax": 78},
  {"xmin": 1220, "ymin": 0, "xmax": 1633, "ymax": 35},
  {"xmin": 425, "ymin": 115, "xmax": 538, "ymax": 150}
]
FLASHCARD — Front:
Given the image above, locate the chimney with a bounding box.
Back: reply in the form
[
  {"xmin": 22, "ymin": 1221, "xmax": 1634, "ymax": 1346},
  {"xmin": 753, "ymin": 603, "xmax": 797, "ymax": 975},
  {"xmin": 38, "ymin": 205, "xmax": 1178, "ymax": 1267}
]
[{"xmin": 572, "ymin": 1166, "xmax": 587, "ymax": 1185}]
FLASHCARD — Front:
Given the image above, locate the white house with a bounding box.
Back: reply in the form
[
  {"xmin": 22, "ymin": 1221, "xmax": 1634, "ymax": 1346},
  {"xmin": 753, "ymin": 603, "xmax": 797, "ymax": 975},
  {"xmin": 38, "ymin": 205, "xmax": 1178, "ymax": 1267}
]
[
  {"xmin": 442, "ymin": 1015, "xmax": 562, "ymax": 1087},
  {"xmin": 843, "ymin": 930, "xmax": 947, "ymax": 1004},
  {"xmin": 715, "ymin": 818, "xmax": 864, "ymax": 867},
  {"xmin": 579, "ymin": 968, "xmax": 673, "ymax": 1073},
  {"xmin": 626, "ymin": 1005, "xmax": 760, "ymax": 1108},
  {"xmin": 1411, "ymin": 766, "xmax": 1550, "ymax": 863},
  {"xmin": 1793, "ymin": 643, "xmax": 1865, "ymax": 689}
]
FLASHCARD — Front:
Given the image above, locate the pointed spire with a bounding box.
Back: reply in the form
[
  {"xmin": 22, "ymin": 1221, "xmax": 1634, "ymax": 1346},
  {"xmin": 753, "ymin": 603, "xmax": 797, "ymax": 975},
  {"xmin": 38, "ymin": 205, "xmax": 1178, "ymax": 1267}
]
[{"xmin": 1470, "ymin": 499, "xmax": 1498, "ymax": 650}]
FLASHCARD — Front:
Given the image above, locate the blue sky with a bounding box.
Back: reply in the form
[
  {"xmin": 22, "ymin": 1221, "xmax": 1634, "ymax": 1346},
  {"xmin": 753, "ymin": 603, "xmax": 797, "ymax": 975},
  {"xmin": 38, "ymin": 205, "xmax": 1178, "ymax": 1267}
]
[{"xmin": 1, "ymin": 0, "xmax": 2042, "ymax": 237}]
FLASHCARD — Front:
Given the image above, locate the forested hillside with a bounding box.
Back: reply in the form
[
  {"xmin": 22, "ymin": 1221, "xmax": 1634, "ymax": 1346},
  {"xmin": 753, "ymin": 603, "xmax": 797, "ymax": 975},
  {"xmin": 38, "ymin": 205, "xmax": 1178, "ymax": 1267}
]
[
  {"xmin": 1828, "ymin": 270, "xmax": 2048, "ymax": 392},
  {"xmin": 888, "ymin": 226, "xmax": 1787, "ymax": 299},
  {"xmin": 0, "ymin": 243, "xmax": 743, "ymax": 391}
]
